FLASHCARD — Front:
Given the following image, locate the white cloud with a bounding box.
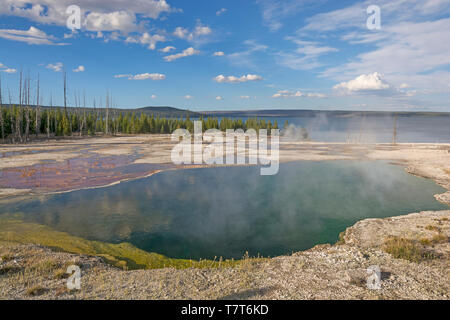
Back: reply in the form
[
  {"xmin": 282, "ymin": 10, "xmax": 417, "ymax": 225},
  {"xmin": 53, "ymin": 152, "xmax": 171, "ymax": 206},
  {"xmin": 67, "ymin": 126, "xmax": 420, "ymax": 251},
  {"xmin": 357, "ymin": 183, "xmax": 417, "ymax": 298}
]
[
  {"xmin": 0, "ymin": 26, "xmax": 64, "ymax": 45},
  {"xmin": 173, "ymin": 22, "xmax": 212, "ymax": 42},
  {"xmin": 333, "ymin": 72, "xmax": 390, "ymax": 93},
  {"xmin": 0, "ymin": 1, "xmax": 175, "ymax": 51},
  {"xmin": 0, "ymin": 62, "xmax": 17, "ymax": 74},
  {"xmin": 300, "ymin": 0, "xmax": 450, "ymax": 33},
  {"xmin": 2, "ymin": 68, "xmax": 17, "ymax": 73},
  {"xmin": 272, "ymin": 90, "xmax": 297, "ymax": 98},
  {"xmin": 216, "ymin": 8, "xmax": 227, "ymax": 16},
  {"xmin": 63, "ymin": 31, "xmax": 77, "ymax": 39},
  {"xmin": 272, "ymin": 90, "xmax": 326, "ymax": 98},
  {"xmin": 215, "ymin": 96, "xmax": 224, "ymax": 100},
  {"xmin": 213, "ymin": 51, "xmax": 225, "ymax": 56},
  {"xmin": 306, "ymin": 92, "xmax": 326, "ymax": 98},
  {"xmin": 214, "ymin": 74, "xmax": 263, "ymax": 84},
  {"xmin": 84, "ymin": 11, "xmax": 137, "ymax": 33},
  {"xmin": 277, "ymin": 38, "xmax": 338, "ymax": 70},
  {"xmin": 159, "ymin": 46, "xmax": 176, "ymax": 53},
  {"xmin": 126, "ymin": 32, "xmax": 165, "ymax": 50},
  {"xmin": 46, "ymin": 62, "xmax": 63, "ymax": 72},
  {"xmin": 173, "ymin": 27, "xmax": 188, "ymax": 39},
  {"xmin": 114, "ymin": 73, "xmax": 166, "ymax": 80},
  {"xmin": 405, "ymin": 90, "xmax": 417, "ymax": 97},
  {"xmin": 73, "ymin": 65, "xmax": 85, "ymax": 72},
  {"xmin": 296, "ymin": 0, "xmax": 450, "ymax": 93},
  {"xmin": 256, "ymin": 0, "xmax": 319, "ymax": 32},
  {"xmin": 192, "ymin": 24, "xmax": 212, "ymax": 37},
  {"xmin": 240, "ymin": 95, "xmax": 251, "ymax": 99},
  {"xmin": 323, "ymin": 19, "xmax": 450, "ymax": 91},
  {"xmin": 184, "ymin": 95, "xmax": 193, "ymax": 100},
  {"xmin": 109, "ymin": 32, "xmax": 121, "ymax": 41},
  {"xmin": 164, "ymin": 47, "xmax": 199, "ymax": 62},
  {"xmin": 129, "ymin": 73, "xmax": 166, "ymax": 80},
  {"xmin": 138, "ymin": 32, "xmax": 165, "ymax": 50},
  {"xmin": 151, "ymin": 94, "xmax": 157, "ymax": 99},
  {"xmin": 227, "ymin": 40, "xmax": 268, "ymax": 67},
  {"xmin": 0, "ymin": 0, "xmax": 174, "ymax": 33}
]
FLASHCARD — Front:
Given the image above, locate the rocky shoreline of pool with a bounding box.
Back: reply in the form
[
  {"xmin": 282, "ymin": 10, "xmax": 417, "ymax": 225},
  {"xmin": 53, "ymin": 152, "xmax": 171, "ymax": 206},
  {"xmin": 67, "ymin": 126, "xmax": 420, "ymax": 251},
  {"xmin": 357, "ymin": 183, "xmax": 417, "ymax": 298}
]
[{"xmin": 0, "ymin": 209, "xmax": 448, "ymax": 300}]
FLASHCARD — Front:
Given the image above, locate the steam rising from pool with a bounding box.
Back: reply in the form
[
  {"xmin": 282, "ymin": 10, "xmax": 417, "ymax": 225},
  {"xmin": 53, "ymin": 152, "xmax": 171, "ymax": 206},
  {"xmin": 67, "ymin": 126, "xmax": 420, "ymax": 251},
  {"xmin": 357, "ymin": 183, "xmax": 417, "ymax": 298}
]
[{"xmin": 0, "ymin": 161, "xmax": 446, "ymax": 260}]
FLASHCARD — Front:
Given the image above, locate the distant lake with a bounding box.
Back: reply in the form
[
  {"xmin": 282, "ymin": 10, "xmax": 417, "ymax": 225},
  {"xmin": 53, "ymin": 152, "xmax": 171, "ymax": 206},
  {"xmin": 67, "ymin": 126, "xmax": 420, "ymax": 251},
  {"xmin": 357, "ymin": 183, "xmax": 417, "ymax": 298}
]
[
  {"xmin": 1, "ymin": 161, "xmax": 447, "ymax": 260},
  {"xmin": 200, "ymin": 111, "xmax": 450, "ymax": 143}
]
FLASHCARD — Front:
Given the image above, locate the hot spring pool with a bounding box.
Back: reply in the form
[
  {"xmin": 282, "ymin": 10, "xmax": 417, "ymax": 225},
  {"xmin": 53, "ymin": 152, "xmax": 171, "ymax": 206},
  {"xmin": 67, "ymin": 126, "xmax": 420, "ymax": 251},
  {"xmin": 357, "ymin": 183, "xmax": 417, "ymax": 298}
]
[{"xmin": 0, "ymin": 161, "xmax": 447, "ymax": 260}]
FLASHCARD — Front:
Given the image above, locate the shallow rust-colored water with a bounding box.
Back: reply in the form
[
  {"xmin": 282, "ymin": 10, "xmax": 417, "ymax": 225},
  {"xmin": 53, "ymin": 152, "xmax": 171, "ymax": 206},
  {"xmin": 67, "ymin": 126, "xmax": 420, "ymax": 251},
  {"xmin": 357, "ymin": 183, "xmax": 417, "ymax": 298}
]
[{"xmin": 0, "ymin": 154, "xmax": 172, "ymax": 193}]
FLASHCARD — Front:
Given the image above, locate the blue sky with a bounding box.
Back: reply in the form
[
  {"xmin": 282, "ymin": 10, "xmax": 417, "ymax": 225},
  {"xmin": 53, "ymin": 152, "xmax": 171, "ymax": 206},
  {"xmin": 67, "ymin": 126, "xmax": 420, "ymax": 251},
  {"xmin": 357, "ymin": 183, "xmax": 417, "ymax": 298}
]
[{"xmin": 0, "ymin": 0, "xmax": 449, "ymax": 111}]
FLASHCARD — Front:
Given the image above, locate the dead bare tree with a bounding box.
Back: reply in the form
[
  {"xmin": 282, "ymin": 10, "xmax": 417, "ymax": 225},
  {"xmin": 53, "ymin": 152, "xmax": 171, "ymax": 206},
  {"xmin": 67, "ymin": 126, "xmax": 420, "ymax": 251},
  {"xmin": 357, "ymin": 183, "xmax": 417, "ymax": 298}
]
[
  {"xmin": 63, "ymin": 71, "xmax": 67, "ymax": 114},
  {"xmin": 25, "ymin": 73, "xmax": 31, "ymax": 142},
  {"xmin": 63, "ymin": 71, "xmax": 72, "ymax": 135},
  {"xmin": 15, "ymin": 71, "xmax": 24, "ymax": 143},
  {"xmin": 47, "ymin": 94, "xmax": 52, "ymax": 139},
  {"xmin": 19, "ymin": 69, "xmax": 22, "ymax": 107},
  {"xmin": 35, "ymin": 74, "xmax": 40, "ymax": 137},
  {"xmin": 113, "ymin": 101, "xmax": 118, "ymax": 135},
  {"xmin": 74, "ymin": 90, "xmax": 79, "ymax": 134},
  {"xmin": 105, "ymin": 90, "xmax": 109, "ymax": 135},
  {"xmin": 113, "ymin": 95, "xmax": 119, "ymax": 135},
  {"xmin": 110, "ymin": 92, "xmax": 117, "ymax": 135},
  {"xmin": 0, "ymin": 75, "xmax": 4, "ymax": 143},
  {"xmin": 80, "ymin": 90, "xmax": 86, "ymax": 136},
  {"xmin": 17, "ymin": 70, "xmax": 23, "ymax": 143},
  {"xmin": 53, "ymin": 94, "xmax": 57, "ymax": 136},
  {"xmin": 98, "ymin": 97, "xmax": 102, "ymax": 133},
  {"xmin": 93, "ymin": 97, "xmax": 97, "ymax": 135},
  {"xmin": 8, "ymin": 89, "xmax": 15, "ymax": 144}
]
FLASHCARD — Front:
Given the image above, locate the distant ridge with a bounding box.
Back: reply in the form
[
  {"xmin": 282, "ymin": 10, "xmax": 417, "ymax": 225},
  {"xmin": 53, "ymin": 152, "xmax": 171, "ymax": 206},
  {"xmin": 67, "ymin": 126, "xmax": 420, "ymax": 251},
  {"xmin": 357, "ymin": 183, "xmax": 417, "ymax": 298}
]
[
  {"xmin": 135, "ymin": 106, "xmax": 199, "ymax": 117},
  {"xmin": 200, "ymin": 109, "xmax": 450, "ymax": 118},
  {"xmin": 2, "ymin": 104, "xmax": 448, "ymax": 118},
  {"xmin": 1, "ymin": 104, "xmax": 200, "ymax": 118}
]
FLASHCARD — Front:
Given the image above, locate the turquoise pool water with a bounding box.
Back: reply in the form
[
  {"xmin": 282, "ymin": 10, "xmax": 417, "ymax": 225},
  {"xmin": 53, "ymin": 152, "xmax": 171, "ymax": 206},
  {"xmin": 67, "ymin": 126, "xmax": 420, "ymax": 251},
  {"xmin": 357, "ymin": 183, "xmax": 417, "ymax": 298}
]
[{"xmin": 0, "ymin": 161, "xmax": 447, "ymax": 260}]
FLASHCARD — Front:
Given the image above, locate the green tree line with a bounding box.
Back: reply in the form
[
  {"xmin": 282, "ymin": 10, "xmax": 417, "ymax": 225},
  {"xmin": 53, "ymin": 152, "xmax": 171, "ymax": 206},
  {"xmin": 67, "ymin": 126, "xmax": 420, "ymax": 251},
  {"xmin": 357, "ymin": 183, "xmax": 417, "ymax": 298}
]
[
  {"xmin": 0, "ymin": 72, "xmax": 280, "ymax": 144},
  {"xmin": 0, "ymin": 105, "xmax": 279, "ymax": 143}
]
